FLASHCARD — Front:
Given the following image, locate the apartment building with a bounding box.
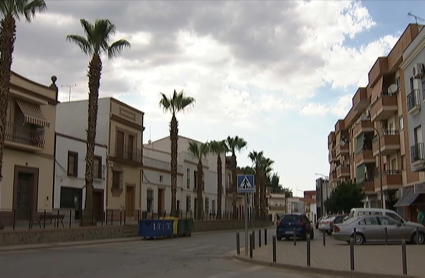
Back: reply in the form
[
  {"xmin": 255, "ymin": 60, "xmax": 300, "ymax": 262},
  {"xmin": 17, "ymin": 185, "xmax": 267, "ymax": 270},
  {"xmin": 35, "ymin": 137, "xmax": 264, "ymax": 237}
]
[
  {"xmin": 144, "ymin": 136, "xmax": 225, "ymax": 218},
  {"xmin": 0, "ymin": 72, "xmax": 58, "ymax": 224},
  {"xmin": 56, "ymin": 98, "xmax": 144, "ymax": 218},
  {"xmin": 53, "ymin": 133, "xmax": 107, "ymax": 222},
  {"xmin": 315, "ymin": 177, "xmax": 332, "ymax": 218},
  {"xmin": 327, "ymin": 24, "xmax": 425, "ymax": 218}
]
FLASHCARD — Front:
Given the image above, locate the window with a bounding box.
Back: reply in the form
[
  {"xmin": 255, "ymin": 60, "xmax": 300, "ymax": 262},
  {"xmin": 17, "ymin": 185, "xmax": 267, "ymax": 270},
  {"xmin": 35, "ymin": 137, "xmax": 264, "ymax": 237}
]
[
  {"xmin": 414, "ymin": 125, "xmax": 422, "ymax": 145},
  {"xmin": 112, "ymin": 171, "xmax": 123, "ymax": 189},
  {"xmin": 116, "ymin": 130, "xmax": 125, "ymax": 159},
  {"xmin": 399, "ymin": 116, "xmax": 404, "ymax": 130},
  {"xmin": 378, "ymin": 216, "xmax": 398, "ymax": 226},
  {"xmin": 127, "ymin": 134, "xmax": 135, "ymax": 160},
  {"xmin": 93, "ymin": 156, "xmax": 102, "ymax": 179},
  {"xmin": 186, "ymin": 169, "xmax": 190, "ymax": 189},
  {"xmin": 159, "ymin": 175, "xmax": 163, "ymax": 182},
  {"xmin": 358, "ymin": 217, "xmax": 379, "ymax": 225},
  {"xmin": 67, "ymin": 151, "xmax": 78, "ymax": 177},
  {"xmin": 147, "ymin": 190, "xmax": 153, "ymax": 212},
  {"xmin": 186, "ymin": 195, "xmax": 191, "ymax": 211}
]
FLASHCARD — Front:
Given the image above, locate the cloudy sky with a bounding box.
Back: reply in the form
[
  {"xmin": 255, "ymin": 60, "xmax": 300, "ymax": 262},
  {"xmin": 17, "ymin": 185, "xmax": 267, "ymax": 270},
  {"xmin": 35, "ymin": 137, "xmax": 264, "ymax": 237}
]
[{"xmin": 11, "ymin": 0, "xmax": 425, "ymax": 195}]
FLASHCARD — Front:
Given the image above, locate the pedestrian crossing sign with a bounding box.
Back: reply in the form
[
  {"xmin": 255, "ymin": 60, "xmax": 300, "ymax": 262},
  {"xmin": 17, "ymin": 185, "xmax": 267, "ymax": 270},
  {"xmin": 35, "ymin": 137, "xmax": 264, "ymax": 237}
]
[{"xmin": 237, "ymin": 175, "xmax": 255, "ymax": 193}]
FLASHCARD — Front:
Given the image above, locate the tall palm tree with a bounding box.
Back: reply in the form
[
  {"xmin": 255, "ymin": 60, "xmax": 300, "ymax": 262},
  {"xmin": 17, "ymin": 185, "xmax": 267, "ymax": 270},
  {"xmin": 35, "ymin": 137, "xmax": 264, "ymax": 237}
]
[
  {"xmin": 208, "ymin": 140, "xmax": 228, "ymax": 219},
  {"xmin": 160, "ymin": 90, "xmax": 195, "ymax": 217},
  {"xmin": 187, "ymin": 141, "xmax": 209, "ymax": 220},
  {"xmin": 248, "ymin": 150, "xmax": 264, "ymax": 219},
  {"xmin": 0, "ymin": 0, "xmax": 47, "ymax": 182},
  {"xmin": 225, "ymin": 136, "xmax": 247, "ymax": 219},
  {"xmin": 67, "ymin": 19, "xmax": 130, "ymax": 225},
  {"xmin": 259, "ymin": 157, "xmax": 274, "ymax": 219}
]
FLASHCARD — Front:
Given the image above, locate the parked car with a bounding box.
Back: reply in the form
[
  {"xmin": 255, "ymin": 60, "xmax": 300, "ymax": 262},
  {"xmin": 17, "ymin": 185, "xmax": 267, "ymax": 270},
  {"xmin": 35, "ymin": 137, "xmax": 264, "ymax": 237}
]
[
  {"xmin": 345, "ymin": 208, "xmax": 406, "ymax": 223},
  {"xmin": 315, "ymin": 216, "xmax": 323, "ymax": 229},
  {"xmin": 318, "ymin": 215, "xmax": 335, "ymax": 234},
  {"xmin": 276, "ymin": 213, "xmax": 314, "ymax": 241},
  {"xmin": 332, "ymin": 215, "xmax": 425, "ymax": 245},
  {"xmin": 329, "ymin": 214, "xmax": 348, "ymax": 234}
]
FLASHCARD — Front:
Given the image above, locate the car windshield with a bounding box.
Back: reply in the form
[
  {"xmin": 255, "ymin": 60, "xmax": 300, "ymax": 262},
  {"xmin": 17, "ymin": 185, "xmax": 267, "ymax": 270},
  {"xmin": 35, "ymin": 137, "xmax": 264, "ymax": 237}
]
[{"xmin": 281, "ymin": 215, "xmax": 300, "ymax": 222}]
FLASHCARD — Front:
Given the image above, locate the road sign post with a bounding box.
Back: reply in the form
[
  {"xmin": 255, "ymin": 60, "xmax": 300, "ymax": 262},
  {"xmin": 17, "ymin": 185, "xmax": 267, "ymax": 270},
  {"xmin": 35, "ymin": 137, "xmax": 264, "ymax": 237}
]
[{"xmin": 237, "ymin": 175, "xmax": 255, "ymax": 256}]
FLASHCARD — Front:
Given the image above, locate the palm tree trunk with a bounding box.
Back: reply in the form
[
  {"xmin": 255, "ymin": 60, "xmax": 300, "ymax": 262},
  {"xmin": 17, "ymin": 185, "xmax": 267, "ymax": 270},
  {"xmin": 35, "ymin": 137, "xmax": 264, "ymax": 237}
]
[
  {"xmin": 231, "ymin": 154, "xmax": 237, "ymax": 219},
  {"xmin": 197, "ymin": 162, "xmax": 203, "ymax": 220},
  {"xmin": 254, "ymin": 168, "xmax": 260, "ymax": 219},
  {"xmin": 216, "ymin": 156, "xmax": 222, "ymax": 219},
  {"xmin": 170, "ymin": 115, "xmax": 178, "ymax": 217},
  {"xmin": 82, "ymin": 53, "xmax": 102, "ymax": 226},
  {"xmin": 0, "ymin": 14, "xmax": 16, "ymax": 182}
]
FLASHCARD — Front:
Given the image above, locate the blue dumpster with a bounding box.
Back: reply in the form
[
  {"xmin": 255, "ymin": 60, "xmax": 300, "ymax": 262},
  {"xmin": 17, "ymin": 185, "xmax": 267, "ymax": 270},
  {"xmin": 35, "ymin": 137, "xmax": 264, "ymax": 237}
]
[{"xmin": 138, "ymin": 219, "xmax": 174, "ymax": 239}]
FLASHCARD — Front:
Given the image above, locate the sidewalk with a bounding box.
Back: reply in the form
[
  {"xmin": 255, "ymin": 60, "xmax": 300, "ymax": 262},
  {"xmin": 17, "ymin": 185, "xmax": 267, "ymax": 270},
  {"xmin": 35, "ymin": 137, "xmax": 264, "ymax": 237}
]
[{"xmin": 234, "ymin": 234, "xmax": 424, "ymax": 278}]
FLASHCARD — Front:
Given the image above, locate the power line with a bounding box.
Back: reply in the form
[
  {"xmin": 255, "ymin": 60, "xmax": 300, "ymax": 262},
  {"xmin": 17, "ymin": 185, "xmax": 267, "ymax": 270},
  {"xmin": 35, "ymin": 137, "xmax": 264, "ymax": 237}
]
[{"xmin": 61, "ymin": 84, "xmax": 77, "ymax": 102}]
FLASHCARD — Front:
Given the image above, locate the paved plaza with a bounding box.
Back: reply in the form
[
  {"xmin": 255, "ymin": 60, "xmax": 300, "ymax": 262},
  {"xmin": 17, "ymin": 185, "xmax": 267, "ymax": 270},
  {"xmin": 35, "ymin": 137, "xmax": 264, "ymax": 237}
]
[{"xmin": 237, "ymin": 228, "xmax": 425, "ymax": 277}]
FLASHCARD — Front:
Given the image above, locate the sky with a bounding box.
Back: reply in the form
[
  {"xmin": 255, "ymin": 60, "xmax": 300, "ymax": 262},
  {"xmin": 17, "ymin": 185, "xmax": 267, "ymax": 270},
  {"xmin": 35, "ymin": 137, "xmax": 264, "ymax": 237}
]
[{"xmin": 10, "ymin": 0, "xmax": 425, "ymax": 196}]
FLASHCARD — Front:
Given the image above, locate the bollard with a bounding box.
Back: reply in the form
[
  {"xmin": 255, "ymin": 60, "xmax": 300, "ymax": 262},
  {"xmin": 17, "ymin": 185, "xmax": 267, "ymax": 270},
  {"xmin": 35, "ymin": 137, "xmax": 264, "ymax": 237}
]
[
  {"xmin": 353, "ymin": 227, "xmax": 356, "ymax": 243},
  {"xmin": 416, "ymin": 227, "xmax": 419, "ymax": 245},
  {"xmin": 384, "ymin": 227, "xmax": 388, "ymax": 245},
  {"xmin": 294, "ymin": 228, "xmax": 297, "ymax": 246},
  {"xmin": 253, "ymin": 230, "xmax": 255, "ymax": 250},
  {"xmin": 402, "ymin": 239, "xmax": 407, "ymax": 275},
  {"xmin": 307, "ymin": 234, "xmax": 311, "ymax": 267},
  {"xmin": 250, "ymin": 233, "xmax": 253, "ymax": 259},
  {"xmin": 69, "ymin": 210, "xmax": 72, "ymax": 228},
  {"xmin": 322, "ymin": 229, "xmax": 326, "ymax": 246},
  {"xmin": 236, "ymin": 232, "xmax": 240, "ymax": 255},
  {"xmin": 43, "ymin": 210, "xmax": 46, "ymax": 229},
  {"xmin": 272, "ymin": 235, "xmax": 276, "ymax": 263},
  {"xmin": 265, "ymin": 228, "xmax": 268, "ymax": 245},
  {"xmin": 259, "ymin": 229, "xmax": 262, "ymax": 247},
  {"xmin": 350, "ymin": 238, "xmax": 355, "ymax": 271}
]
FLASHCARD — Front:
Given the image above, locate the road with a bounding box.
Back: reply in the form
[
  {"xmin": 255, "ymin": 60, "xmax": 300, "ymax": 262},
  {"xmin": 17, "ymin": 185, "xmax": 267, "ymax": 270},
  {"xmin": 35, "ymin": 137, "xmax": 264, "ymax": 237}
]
[{"xmin": 0, "ymin": 229, "xmax": 332, "ymax": 278}]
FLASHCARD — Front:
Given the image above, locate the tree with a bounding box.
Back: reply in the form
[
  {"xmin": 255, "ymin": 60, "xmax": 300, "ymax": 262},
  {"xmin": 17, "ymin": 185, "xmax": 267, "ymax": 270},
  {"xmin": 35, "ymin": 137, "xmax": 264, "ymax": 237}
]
[
  {"xmin": 225, "ymin": 136, "xmax": 247, "ymax": 219},
  {"xmin": 248, "ymin": 150, "xmax": 264, "ymax": 218},
  {"xmin": 0, "ymin": 0, "xmax": 47, "ymax": 182},
  {"xmin": 259, "ymin": 157, "xmax": 274, "ymax": 218},
  {"xmin": 67, "ymin": 19, "xmax": 130, "ymax": 225},
  {"xmin": 187, "ymin": 141, "xmax": 209, "ymax": 220},
  {"xmin": 159, "ymin": 90, "xmax": 195, "ymax": 217},
  {"xmin": 324, "ymin": 181, "xmax": 365, "ymax": 214},
  {"xmin": 208, "ymin": 140, "xmax": 228, "ymax": 219}
]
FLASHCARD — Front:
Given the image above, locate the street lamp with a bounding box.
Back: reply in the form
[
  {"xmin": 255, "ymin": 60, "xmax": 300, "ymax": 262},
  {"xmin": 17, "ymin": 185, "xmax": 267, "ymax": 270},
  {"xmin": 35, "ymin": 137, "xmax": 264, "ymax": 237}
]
[{"xmin": 343, "ymin": 117, "xmax": 384, "ymax": 209}]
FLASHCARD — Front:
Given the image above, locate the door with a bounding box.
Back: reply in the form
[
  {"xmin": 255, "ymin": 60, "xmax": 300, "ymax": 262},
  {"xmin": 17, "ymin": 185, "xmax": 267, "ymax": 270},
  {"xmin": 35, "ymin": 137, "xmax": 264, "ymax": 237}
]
[
  {"xmin": 127, "ymin": 135, "xmax": 134, "ymax": 161},
  {"xmin": 377, "ymin": 216, "xmax": 405, "ymax": 241},
  {"xmin": 93, "ymin": 190, "xmax": 104, "ymax": 221},
  {"xmin": 157, "ymin": 189, "xmax": 164, "ymax": 215},
  {"xmin": 15, "ymin": 172, "xmax": 35, "ymax": 220},
  {"xmin": 116, "ymin": 130, "xmax": 125, "ymax": 159},
  {"xmin": 357, "ymin": 216, "xmax": 381, "ymax": 241},
  {"xmin": 125, "ymin": 186, "xmax": 135, "ymax": 218}
]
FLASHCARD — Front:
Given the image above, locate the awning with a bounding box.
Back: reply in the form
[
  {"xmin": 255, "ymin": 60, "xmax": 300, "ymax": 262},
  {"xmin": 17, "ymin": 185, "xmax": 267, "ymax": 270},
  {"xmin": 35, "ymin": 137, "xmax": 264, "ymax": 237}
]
[
  {"xmin": 394, "ymin": 187, "xmax": 420, "ymax": 207},
  {"xmin": 16, "ymin": 99, "xmax": 50, "ymax": 128}
]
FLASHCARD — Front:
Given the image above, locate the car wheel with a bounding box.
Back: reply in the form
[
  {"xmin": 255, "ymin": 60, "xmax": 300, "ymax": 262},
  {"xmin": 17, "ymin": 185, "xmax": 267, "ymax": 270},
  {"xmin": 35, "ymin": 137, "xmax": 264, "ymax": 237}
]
[
  {"xmin": 353, "ymin": 233, "xmax": 365, "ymax": 245},
  {"xmin": 411, "ymin": 231, "xmax": 425, "ymax": 244}
]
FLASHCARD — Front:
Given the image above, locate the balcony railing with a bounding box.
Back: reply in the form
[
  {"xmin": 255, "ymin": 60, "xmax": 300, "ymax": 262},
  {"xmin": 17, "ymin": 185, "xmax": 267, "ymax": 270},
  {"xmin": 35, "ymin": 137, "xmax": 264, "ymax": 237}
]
[
  {"xmin": 115, "ymin": 144, "xmax": 142, "ymax": 164},
  {"xmin": 411, "ymin": 143, "xmax": 424, "ymax": 164},
  {"xmin": 407, "ymin": 89, "xmax": 421, "ymax": 114},
  {"xmin": 374, "ymin": 170, "xmax": 402, "ymax": 190},
  {"xmin": 372, "ymin": 130, "xmax": 400, "ymax": 156},
  {"xmin": 5, "ymin": 120, "xmax": 45, "ymax": 148}
]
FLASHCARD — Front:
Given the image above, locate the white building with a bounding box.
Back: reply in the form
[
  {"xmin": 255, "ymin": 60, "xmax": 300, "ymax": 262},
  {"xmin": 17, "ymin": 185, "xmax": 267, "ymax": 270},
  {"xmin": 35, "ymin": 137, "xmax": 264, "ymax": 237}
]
[
  {"xmin": 54, "ymin": 133, "xmax": 107, "ymax": 222},
  {"xmin": 144, "ymin": 135, "xmax": 226, "ymax": 218},
  {"xmin": 267, "ymin": 193, "xmax": 286, "ymax": 224}
]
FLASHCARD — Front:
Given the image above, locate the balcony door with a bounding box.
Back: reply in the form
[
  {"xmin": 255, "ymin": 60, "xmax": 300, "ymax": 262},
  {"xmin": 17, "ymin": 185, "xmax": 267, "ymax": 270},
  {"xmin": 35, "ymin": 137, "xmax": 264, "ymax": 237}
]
[
  {"xmin": 116, "ymin": 130, "xmax": 125, "ymax": 158},
  {"xmin": 414, "ymin": 126, "xmax": 422, "ymax": 145}
]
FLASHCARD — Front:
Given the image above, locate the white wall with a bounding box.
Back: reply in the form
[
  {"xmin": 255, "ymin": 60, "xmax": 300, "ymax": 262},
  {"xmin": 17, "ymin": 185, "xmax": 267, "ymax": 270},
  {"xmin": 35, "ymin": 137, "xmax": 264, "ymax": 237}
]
[{"xmin": 54, "ymin": 134, "xmax": 107, "ymax": 209}]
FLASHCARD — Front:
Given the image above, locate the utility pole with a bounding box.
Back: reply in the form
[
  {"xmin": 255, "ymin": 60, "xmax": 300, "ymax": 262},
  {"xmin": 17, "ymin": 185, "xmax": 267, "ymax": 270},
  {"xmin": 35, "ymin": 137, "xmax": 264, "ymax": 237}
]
[{"xmin": 61, "ymin": 84, "xmax": 77, "ymax": 102}]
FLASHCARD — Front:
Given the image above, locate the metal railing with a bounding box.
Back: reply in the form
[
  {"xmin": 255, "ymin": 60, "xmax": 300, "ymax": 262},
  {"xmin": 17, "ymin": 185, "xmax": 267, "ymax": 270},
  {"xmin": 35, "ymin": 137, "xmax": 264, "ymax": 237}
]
[
  {"xmin": 4, "ymin": 121, "xmax": 45, "ymax": 148},
  {"xmin": 407, "ymin": 89, "xmax": 420, "ymax": 111},
  {"xmin": 115, "ymin": 144, "xmax": 142, "ymax": 163},
  {"xmin": 411, "ymin": 143, "xmax": 424, "ymax": 163}
]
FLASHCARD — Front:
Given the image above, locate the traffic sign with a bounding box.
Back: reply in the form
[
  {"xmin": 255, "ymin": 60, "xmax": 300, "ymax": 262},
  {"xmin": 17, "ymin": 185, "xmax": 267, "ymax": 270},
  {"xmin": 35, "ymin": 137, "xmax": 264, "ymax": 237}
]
[{"xmin": 237, "ymin": 175, "xmax": 255, "ymax": 193}]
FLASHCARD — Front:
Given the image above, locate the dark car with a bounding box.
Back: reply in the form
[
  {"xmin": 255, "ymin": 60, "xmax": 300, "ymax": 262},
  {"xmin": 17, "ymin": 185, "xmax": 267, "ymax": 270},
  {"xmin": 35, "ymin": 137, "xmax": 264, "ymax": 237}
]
[{"xmin": 276, "ymin": 213, "xmax": 314, "ymax": 241}]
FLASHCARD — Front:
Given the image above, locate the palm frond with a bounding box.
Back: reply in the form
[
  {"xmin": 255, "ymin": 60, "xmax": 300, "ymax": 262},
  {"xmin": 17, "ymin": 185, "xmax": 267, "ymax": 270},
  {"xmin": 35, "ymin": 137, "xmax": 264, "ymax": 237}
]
[
  {"xmin": 108, "ymin": 39, "xmax": 130, "ymax": 59},
  {"xmin": 23, "ymin": 0, "xmax": 46, "ymax": 22},
  {"xmin": 66, "ymin": 35, "xmax": 93, "ymax": 56}
]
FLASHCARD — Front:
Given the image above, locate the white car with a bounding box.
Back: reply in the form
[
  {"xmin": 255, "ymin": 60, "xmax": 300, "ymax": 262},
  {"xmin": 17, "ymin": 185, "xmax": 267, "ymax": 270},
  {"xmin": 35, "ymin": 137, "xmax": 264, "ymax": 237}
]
[{"xmin": 318, "ymin": 215, "xmax": 336, "ymax": 235}]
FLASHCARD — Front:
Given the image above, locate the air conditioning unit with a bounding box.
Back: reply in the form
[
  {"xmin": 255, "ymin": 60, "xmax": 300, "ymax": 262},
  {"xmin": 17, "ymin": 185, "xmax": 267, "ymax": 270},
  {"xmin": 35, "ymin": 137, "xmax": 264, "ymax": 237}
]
[{"xmin": 412, "ymin": 63, "xmax": 425, "ymax": 78}]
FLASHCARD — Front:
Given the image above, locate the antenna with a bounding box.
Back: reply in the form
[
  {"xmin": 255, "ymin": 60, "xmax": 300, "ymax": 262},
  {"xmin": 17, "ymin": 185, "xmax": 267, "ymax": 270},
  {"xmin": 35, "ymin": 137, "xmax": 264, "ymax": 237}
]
[
  {"xmin": 408, "ymin": 12, "xmax": 425, "ymax": 24},
  {"xmin": 61, "ymin": 84, "xmax": 77, "ymax": 102},
  {"xmin": 149, "ymin": 125, "xmax": 152, "ymax": 142}
]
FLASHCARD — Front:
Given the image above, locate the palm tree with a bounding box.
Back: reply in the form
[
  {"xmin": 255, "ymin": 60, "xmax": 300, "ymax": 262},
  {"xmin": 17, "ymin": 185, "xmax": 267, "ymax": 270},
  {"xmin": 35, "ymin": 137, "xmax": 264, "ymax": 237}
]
[
  {"xmin": 0, "ymin": 0, "xmax": 47, "ymax": 182},
  {"xmin": 67, "ymin": 19, "xmax": 130, "ymax": 225},
  {"xmin": 248, "ymin": 150, "xmax": 264, "ymax": 219},
  {"xmin": 208, "ymin": 140, "xmax": 228, "ymax": 219},
  {"xmin": 160, "ymin": 90, "xmax": 195, "ymax": 217},
  {"xmin": 225, "ymin": 136, "xmax": 247, "ymax": 219},
  {"xmin": 259, "ymin": 157, "xmax": 274, "ymax": 219},
  {"xmin": 187, "ymin": 141, "xmax": 209, "ymax": 220}
]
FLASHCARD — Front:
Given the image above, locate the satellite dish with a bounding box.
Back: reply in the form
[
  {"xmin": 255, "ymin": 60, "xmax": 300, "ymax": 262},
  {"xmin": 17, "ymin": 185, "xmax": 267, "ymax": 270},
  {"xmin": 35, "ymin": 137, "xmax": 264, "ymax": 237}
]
[{"xmin": 388, "ymin": 84, "xmax": 398, "ymax": 95}]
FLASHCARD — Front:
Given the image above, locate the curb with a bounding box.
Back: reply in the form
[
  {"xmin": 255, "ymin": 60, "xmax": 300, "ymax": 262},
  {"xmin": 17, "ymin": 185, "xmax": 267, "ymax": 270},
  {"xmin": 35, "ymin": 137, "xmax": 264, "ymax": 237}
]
[
  {"xmin": 0, "ymin": 237, "xmax": 141, "ymax": 252},
  {"xmin": 233, "ymin": 255, "xmax": 419, "ymax": 278}
]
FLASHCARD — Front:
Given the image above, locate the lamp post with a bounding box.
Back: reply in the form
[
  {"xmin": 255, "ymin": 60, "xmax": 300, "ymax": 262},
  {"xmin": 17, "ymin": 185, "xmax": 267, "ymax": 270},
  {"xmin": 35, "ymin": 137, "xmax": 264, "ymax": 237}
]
[{"xmin": 348, "ymin": 119, "xmax": 384, "ymax": 209}]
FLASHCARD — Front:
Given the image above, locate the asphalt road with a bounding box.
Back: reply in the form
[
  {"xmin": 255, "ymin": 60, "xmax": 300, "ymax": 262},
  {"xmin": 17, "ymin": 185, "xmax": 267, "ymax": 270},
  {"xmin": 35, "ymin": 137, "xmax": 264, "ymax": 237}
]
[{"xmin": 0, "ymin": 229, "xmax": 333, "ymax": 278}]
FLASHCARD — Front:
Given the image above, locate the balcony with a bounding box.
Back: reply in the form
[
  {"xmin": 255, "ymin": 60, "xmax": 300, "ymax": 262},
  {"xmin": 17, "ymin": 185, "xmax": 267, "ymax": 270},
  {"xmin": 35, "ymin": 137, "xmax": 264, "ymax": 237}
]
[
  {"xmin": 368, "ymin": 57, "xmax": 388, "ymax": 87},
  {"xmin": 352, "ymin": 87, "xmax": 369, "ymax": 111},
  {"xmin": 336, "ymin": 165, "xmax": 350, "ymax": 179},
  {"xmin": 354, "ymin": 149, "xmax": 374, "ymax": 165},
  {"xmin": 335, "ymin": 142, "xmax": 349, "ymax": 157},
  {"xmin": 359, "ymin": 181, "xmax": 375, "ymax": 193},
  {"xmin": 328, "ymin": 150, "xmax": 337, "ymax": 163},
  {"xmin": 329, "ymin": 170, "xmax": 337, "ymax": 181},
  {"xmin": 115, "ymin": 144, "xmax": 142, "ymax": 164},
  {"xmin": 374, "ymin": 170, "xmax": 402, "ymax": 191},
  {"xmin": 334, "ymin": 120, "xmax": 345, "ymax": 134},
  {"xmin": 370, "ymin": 92, "xmax": 398, "ymax": 121},
  {"xmin": 352, "ymin": 120, "xmax": 374, "ymax": 138},
  {"xmin": 4, "ymin": 120, "xmax": 45, "ymax": 151},
  {"xmin": 411, "ymin": 143, "xmax": 425, "ymax": 167},
  {"xmin": 328, "ymin": 132, "xmax": 335, "ymax": 146},
  {"xmin": 372, "ymin": 130, "xmax": 400, "ymax": 156},
  {"xmin": 407, "ymin": 89, "xmax": 421, "ymax": 116}
]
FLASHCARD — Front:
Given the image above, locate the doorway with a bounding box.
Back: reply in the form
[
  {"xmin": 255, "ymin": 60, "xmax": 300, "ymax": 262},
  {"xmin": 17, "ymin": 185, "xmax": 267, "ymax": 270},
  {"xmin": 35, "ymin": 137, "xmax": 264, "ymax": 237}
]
[
  {"xmin": 93, "ymin": 189, "xmax": 104, "ymax": 221},
  {"xmin": 126, "ymin": 185, "xmax": 135, "ymax": 218},
  {"xmin": 158, "ymin": 189, "xmax": 164, "ymax": 215},
  {"xmin": 14, "ymin": 166, "xmax": 38, "ymax": 220}
]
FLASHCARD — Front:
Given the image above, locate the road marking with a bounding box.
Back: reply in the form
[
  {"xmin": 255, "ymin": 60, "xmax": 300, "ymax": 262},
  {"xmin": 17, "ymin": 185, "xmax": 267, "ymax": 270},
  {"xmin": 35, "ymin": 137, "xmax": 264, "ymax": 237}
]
[{"xmin": 206, "ymin": 265, "xmax": 265, "ymax": 278}]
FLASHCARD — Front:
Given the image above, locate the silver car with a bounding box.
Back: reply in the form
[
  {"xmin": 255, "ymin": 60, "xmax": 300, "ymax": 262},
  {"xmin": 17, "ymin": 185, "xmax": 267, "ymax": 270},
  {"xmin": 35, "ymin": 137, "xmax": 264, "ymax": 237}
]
[{"xmin": 332, "ymin": 215, "xmax": 425, "ymax": 245}]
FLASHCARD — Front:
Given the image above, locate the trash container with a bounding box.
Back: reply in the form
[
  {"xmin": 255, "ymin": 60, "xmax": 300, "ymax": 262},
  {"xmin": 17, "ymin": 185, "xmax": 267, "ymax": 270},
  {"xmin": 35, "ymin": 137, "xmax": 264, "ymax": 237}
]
[
  {"xmin": 162, "ymin": 217, "xmax": 179, "ymax": 236},
  {"xmin": 177, "ymin": 218, "xmax": 194, "ymax": 237},
  {"xmin": 138, "ymin": 219, "xmax": 174, "ymax": 239}
]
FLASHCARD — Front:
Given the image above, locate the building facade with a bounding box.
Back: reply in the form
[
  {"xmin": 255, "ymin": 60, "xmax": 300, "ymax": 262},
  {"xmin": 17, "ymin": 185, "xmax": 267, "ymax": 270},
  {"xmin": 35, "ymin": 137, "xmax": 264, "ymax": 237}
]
[
  {"xmin": 53, "ymin": 133, "xmax": 107, "ymax": 221},
  {"xmin": 0, "ymin": 72, "xmax": 58, "ymax": 224},
  {"xmin": 56, "ymin": 98, "xmax": 144, "ymax": 218},
  {"xmin": 327, "ymin": 24, "xmax": 425, "ymax": 220}
]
